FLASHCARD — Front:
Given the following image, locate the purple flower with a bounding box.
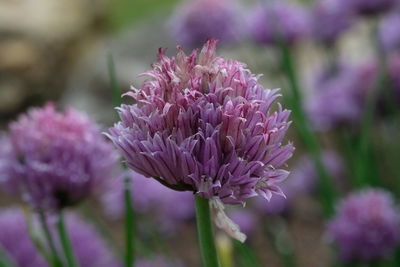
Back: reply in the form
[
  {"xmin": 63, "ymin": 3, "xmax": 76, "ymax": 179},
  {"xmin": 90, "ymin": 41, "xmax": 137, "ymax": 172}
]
[
  {"xmin": 306, "ymin": 63, "xmax": 375, "ymax": 131},
  {"xmin": 379, "ymin": 12, "xmax": 400, "ymax": 52},
  {"xmin": 339, "ymin": 0, "xmax": 397, "ymax": 15},
  {"xmin": 107, "ymin": 40, "xmax": 294, "ymax": 206},
  {"xmin": 0, "ymin": 103, "xmax": 119, "ymax": 211},
  {"xmin": 0, "ymin": 209, "xmax": 47, "ymax": 267},
  {"xmin": 311, "ymin": 0, "xmax": 353, "ymax": 45},
  {"xmin": 102, "ymin": 171, "xmax": 195, "ymax": 232},
  {"xmin": 255, "ymin": 150, "xmax": 344, "ymax": 215},
  {"xmin": 248, "ymin": 1, "xmax": 310, "ymax": 46},
  {"xmin": 169, "ymin": 0, "xmax": 241, "ymax": 48},
  {"xmin": 328, "ymin": 189, "xmax": 400, "ymax": 263},
  {"xmin": 0, "ymin": 208, "xmax": 120, "ymax": 267}
]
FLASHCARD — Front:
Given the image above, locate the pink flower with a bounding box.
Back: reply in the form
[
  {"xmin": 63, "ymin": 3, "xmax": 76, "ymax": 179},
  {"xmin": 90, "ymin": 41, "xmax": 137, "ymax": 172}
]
[{"xmin": 108, "ymin": 40, "xmax": 294, "ymax": 206}]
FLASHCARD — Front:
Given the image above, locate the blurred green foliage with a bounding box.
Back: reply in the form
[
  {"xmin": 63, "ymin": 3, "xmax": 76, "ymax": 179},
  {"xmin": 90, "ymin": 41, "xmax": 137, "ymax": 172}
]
[{"xmin": 110, "ymin": 0, "xmax": 180, "ymax": 30}]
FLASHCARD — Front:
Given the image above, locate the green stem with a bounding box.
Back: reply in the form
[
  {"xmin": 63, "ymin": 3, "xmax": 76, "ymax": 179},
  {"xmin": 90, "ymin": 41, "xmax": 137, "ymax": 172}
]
[
  {"xmin": 0, "ymin": 245, "xmax": 16, "ymax": 267},
  {"xmin": 38, "ymin": 211, "xmax": 63, "ymax": 267},
  {"xmin": 233, "ymin": 240, "xmax": 261, "ymax": 267},
  {"xmin": 264, "ymin": 217, "xmax": 297, "ymax": 267},
  {"xmin": 107, "ymin": 53, "xmax": 121, "ymax": 109},
  {"xmin": 279, "ymin": 43, "xmax": 336, "ymax": 216},
  {"xmin": 24, "ymin": 209, "xmax": 51, "ymax": 264},
  {"xmin": 353, "ymin": 17, "xmax": 386, "ymax": 188},
  {"xmin": 195, "ymin": 196, "xmax": 220, "ymax": 267},
  {"xmin": 124, "ymin": 177, "xmax": 135, "ymax": 267},
  {"xmin": 107, "ymin": 53, "xmax": 136, "ymax": 267},
  {"xmin": 56, "ymin": 211, "xmax": 78, "ymax": 267}
]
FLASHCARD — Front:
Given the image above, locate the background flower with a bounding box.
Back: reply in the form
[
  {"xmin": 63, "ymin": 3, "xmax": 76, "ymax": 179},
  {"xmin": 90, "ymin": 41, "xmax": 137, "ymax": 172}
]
[
  {"xmin": 248, "ymin": 0, "xmax": 310, "ymax": 46},
  {"xmin": 0, "ymin": 103, "xmax": 119, "ymax": 211},
  {"xmin": 328, "ymin": 189, "xmax": 400, "ymax": 263},
  {"xmin": 169, "ymin": 0, "xmax": 241, "ymax": 48},
  {"xmin": 306, "ymin": 63, "xmax": 375, "ymax": 131},
  {"xmin": 0, "ymin": 208, "xmax": 120, "ymax": 267},
  {"xmin": 339, "ymin": 0, "xmax": 397, "ymax": 15},
  {"xmin": 379, "ymin": 12, "xmax": 400, "ymax": 52},
  {"xmin": 311, "ymin": 0, "xmax": 353, "ymax": 45}
]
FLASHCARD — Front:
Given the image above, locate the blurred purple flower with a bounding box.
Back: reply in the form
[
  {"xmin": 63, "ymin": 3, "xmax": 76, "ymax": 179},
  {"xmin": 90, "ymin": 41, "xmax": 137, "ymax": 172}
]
[
  {"xmin": 311, "ymin": 0, "xmax": 353, "ymax": 44},
  {"xmin": 0, "ymin": 209, "xmax": 46, "ymax": 267},
  {"xmin": 248, "ymin": 0, "xmax": 310, "ymax": 46},
  {"xmin": 379, "ymin": 12, "xmax": 400, "ymax": 52},
  {"xmin": 0, "ymin": 208, "xmax": 120, "ymax": 267},
  {"xmin": 306, "ymin": 64, "xmax": 375, "ymax": 131},
  {"xmin": 255, "ymin": 150, "xmax": 344, "ymax": 215},
  {"xmin": 228, "ymin": 209, "xmax": 257, "ymax": 236},
  {"xmin": 107, "ymin": 40, "xmax": 294, "ymax": 206},
  {"xmin": 102, "ymin": 171, "xmax": 194, "ymax": 232},
  {"xmin": 0, "ymin": 103, "xmax": 119, "ymax": 211},
  {"xmin": 170, "ymin": 0, "xmax": 240, "ymax": 48},
  {"xmin": 328, "ymin": 188, "xmax": 400, "ymax": 263},
  {"xmin": 339, "ymin": 0, "xmax": 396, "ymax": 15}
]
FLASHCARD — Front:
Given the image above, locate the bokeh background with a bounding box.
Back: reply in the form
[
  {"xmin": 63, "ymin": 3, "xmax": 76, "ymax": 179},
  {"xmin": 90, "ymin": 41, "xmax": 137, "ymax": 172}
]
[{"xmin": 1, "ymin": 0, "xmax": 400, "ymax": 266}]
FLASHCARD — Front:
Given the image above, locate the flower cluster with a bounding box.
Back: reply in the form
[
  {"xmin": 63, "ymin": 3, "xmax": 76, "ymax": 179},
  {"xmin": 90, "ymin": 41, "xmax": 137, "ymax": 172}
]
[
  {"xmin": 306, "ymin": 64, "xmax": 375, "ymax": 131},
  {"xmin": 328, "ymin": 189, "xmax": 400, "ymax": 263},
  {"xmin": 248, "ymin": 1, "xmax": 310, "ymax": 46},
  {"xmin": 379, "ymin": 12, "xmax": 400, "ymax": 52},
  {"xmin": 108, "ymin": 40, "xmax": 294, "ymax": 206},
  {"xmin": 340, "ymin": 0, "xmax": 397, "ymax": 15},
  {"xmin": 170, "ymin": 0, "xmax": 240, "ymax": 48},
  {"xmin": 0, "ymin": 103, "xmax": 119, "ymax": 211},
  {"xmin": 0, "ymin": 208, "xmax": 119, "ymax": 267},
  {"xmin": 311, "ymin": 0, "xmax": 353, "ymax": 45}
]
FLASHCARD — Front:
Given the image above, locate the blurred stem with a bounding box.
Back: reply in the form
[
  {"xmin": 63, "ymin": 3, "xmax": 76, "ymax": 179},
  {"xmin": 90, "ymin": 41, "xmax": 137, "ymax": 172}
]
[
  {"xmin": 353, "ymin": 17, "xmax": 386, "ymax": 188},
  {"xmin": 264, "ymin": 217, "xmax": 297, "ymax": 267},
  {"xmin": 124, "ymin": 177, "xmax": 135, "ymax": 267},
  {"xmin": 38, "ymin": 211, "xmax": 63, "ymax": 267},
  {"xmin": 394, "ymin": 247, "xmax": 400, "ymax": 267},
  {"xmin": 233, "ymin": 240, "xmax": 262, "ymax": 267},
  {"xmin": 108, "ymin": 52, "xmax": 136, "ymax": 267},
  {"xmin": 107, "ymin": 53, "xmax": 121, "ymax": 109},
  {"xmin": 279, "ymin": 43, "xmax": 336, "ymax": 216},
  {"xmin": 0, "ymin": 245, "xmax": 16, "ymax": 267},
  {"xmin": 195, "ymin": 196, "xmax": 221, "ymax": 267},
  {"xmin": 24, "ymin": 208, "xmax": 51, "ymax": 263},
  {"xmin": 80, "ymin": 203, "xmax": 123, "ymax": 256},
  {"xmin": 56, "ymin": 211, "xmax": 78, "ymax": 267}
]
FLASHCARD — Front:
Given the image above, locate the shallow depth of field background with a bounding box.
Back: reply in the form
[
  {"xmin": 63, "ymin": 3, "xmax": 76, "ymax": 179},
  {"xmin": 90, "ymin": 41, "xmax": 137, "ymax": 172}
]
[{"xmin": 1, "ymin": 0, "xmax": 400, "ymax": 266}]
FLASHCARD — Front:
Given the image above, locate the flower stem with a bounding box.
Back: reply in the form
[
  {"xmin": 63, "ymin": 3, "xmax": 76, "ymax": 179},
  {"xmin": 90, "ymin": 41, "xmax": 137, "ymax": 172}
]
[
  {"xmin": 56, "ymin": 211, "xmax": 78, "ymax": 267},
  {"xmin": 0, "ymin": 245, "xmax": 16, "ymax": 267},
  {"xmin": 279, "ymin": 43, "xmax": 336, "ymax": 216},
  {"xmin": 353, "ymin": 17, "xmax": 387, "ymax": 188},
  {"xmin": 107, "ymin": 53, "xmax": 121, "ymax": 109},
  {"xmin": 233, "ymin": 240, "xmax": 261, "ymax": 267},
  {"xmin": 38, "ymin": 211, "xmax": 63, "ymax": 267},
  {"xmin": 195, "ymin": 196, "xmax": 221, "ymax": 267},
  {"xmin": 264, "ymin": 217, "xmax": 297, "ymax": 267},
  {"xmin": 108, "ymin": 55, "xmax": 136, "ymax": 267},
  {"xmin": 24, "ymin": 209, "xmax": 51, "ymax": 264},
  {"xmin": 124, "ymin": 177, "xmax": 135, "ymax": 267}
]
